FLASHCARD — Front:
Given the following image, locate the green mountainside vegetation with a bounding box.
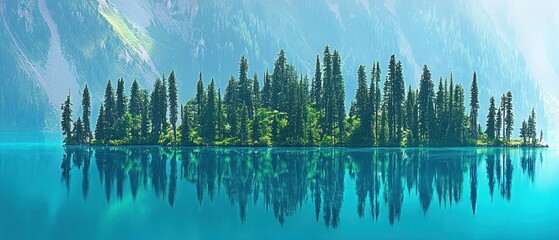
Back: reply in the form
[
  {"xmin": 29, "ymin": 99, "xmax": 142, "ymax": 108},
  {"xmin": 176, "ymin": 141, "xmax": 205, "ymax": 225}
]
[{"xmin": 61, "ymin": 47, "xmax": 544, "ymax": 147}]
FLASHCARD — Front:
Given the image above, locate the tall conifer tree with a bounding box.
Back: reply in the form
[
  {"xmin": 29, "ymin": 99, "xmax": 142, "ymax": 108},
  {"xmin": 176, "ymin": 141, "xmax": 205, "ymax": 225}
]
[
  {"xmin": 469, "ymin": 72, "xmax": 479, "ymax": 139},
  {"xmin": 195, "ymin": 72, "xmax": 205, "ymax": 124},
  {"xmin": 168, "ymin": 70, "xmax": 178, "ymax": 141},
  {"xmin": 486, "ymin": 97, "xmax": 496, "ymax": 140},
  {"xmin": 116, "ymin": 78, "xmax": 127, "ymax": 119},
  {"xmin": 61, "ymin": 91, "xmax": 73, "ymax": 144},
  {"xmin": 82, "ymin": 84, "xmax": 91, "ymax": 143},
  {"xmin": 129, "ymin": 80, "xmax": 142, "ymax": 117}
]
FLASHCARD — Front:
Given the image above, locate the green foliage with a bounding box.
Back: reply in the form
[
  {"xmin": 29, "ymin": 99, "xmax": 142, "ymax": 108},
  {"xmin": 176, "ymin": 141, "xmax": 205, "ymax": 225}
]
[
  {"xmin": 82, "ymin": 85, "xmax": 91, "ymax": 143},
  {"xmin": 103, "ymin": 80, "xmax": 116, "ymax": 138},
  {"xmin": 129, "ymin": 80, "xmax": 142, "ymax": 117},
  {"xmin": 180, "ymin": 105, "xmax": 193, "ymax": 146},
  {"xmin": 71, "ymin": 117, "xmax": 85, "ymax": 145},
  {"xmin": 469, "ymin": 72, "xmax": 479, "ymax": 139},
  {"xmin": 94, "ymin": 104, "xmax": 107, "ymax": 144},
  {"xmin": 97, "ymin": 3, "xmax": 153, "ymax": 55},
  {"xmin": 62, "ymin": 49, "xmax": 540, "ymax": 148},
  {"xmin": 116, "ymin": 78, "xmax": 127, "ymax": 119},
  {"xmin": 168, "ymin": 70, "xmax": 179, "ymax": 140},
  {"xmin": 486, "ymin": 97, "xmax": 496, "ymax": 140},
  {"xmin": 61, "ymin": 91, "xmax": 73, "ymax": 144},
  {"xmin": 418, "ymin": 65, "xmax": 434, "ymax": 144},
  {"xmin": 201, "ymin": 79, "xmax": 217, "ymax": 144},
  {"xmin": 195, "ymin": 72, "xmax": 205, "ymax": 124}
]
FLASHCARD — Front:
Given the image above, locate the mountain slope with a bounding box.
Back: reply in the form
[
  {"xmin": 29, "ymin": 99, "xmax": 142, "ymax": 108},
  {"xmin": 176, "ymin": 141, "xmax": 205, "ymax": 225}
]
[{"xmin": 0, "ymin": 0, "xmax": 553, "ymax": 134}]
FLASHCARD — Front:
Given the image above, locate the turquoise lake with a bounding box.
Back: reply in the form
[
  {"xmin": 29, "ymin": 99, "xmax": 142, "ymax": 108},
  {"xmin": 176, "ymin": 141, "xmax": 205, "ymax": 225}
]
[{"xmin": 0, "ymin": 132, "xmax": 558, "ymax": 239}]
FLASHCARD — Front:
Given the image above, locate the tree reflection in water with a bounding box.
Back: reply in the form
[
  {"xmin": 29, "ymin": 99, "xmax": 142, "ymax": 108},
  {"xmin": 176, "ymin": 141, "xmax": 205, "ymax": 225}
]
[{"xmin": 60, "ymin": 147, "xmax": 540, "ymax": 228}]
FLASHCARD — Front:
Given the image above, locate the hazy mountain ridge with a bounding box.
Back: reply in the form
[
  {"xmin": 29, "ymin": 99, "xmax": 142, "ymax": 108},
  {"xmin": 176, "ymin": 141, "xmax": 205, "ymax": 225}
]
[{"xmin": 0, "ymin": 0, "xmax": 551, "ymax": 133}]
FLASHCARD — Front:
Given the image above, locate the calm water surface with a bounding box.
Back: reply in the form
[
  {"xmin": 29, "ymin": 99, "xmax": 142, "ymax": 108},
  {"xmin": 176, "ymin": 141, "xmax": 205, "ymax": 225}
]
[{"xmin": 1, "ymin": 132, "xmax": 558, "ymax": 239}]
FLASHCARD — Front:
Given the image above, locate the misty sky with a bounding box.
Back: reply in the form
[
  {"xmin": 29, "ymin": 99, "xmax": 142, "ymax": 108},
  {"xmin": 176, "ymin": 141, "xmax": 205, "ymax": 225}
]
[{"xmin": 479, "ymin": 0, "xmax": 559, "ymax": 92}]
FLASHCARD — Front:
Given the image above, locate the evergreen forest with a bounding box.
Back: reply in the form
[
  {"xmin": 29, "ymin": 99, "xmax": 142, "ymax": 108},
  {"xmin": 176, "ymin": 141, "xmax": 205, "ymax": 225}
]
[{"xmin": 60, "ymin": 47, "xmax": 544, "ymax": 147}]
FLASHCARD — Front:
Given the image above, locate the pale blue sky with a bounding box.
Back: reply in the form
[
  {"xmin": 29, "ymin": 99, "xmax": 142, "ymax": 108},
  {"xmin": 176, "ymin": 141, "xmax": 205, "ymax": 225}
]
[{"xmin": 479, "ymin": 0, "xmax": 559, "ymax": 92}]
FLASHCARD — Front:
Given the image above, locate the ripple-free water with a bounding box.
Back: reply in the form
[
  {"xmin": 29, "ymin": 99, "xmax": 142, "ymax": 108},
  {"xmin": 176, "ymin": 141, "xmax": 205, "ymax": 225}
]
[{"xmin": 0, "ymin": 133, "xmax": 558, "ymax": 239}]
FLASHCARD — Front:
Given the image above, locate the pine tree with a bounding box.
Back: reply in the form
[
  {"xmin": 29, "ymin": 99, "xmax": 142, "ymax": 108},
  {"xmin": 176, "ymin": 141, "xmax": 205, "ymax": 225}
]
[
  {"xmin": 384, "ymin": 57, "xmax": 395, "ymax": 142},
  {"xmin": 217, "ymin": 89, "xmax": 225, "ymax": 141},
  {"xmin": 300, "ymin": 76, "xmax": 310, "ymax": 145},
  {"xmin": 383, "ymin": 56, "xmax": 405, "ymax": 144},
  {"xmin": 379, "ymin": 106, "xmax": 388, "ymax": 146},
  {"xmin": 496, "ymin": 108, "xmax": 502, "ymax": 139},
  {"xmin": 394, "ymin": 61, "xmax": 405, "ymax": 142},
  {"xmin": 180, "ymin": 105, "xmax": 192, "ymax": 146},
  {"xmin": 412, "ymin": 89, "xmax": 419, "ymax": 145},
  {"xmin": 504, "ymin": 91, "xmax": 514, "ymax": 142},
  {"xmin": 469, "ymin": 72, "xmax": 479, "ymax": 139},
  {"xmin": 224, "ymin": 76, "xmax": 238, "ymax": 138},
  {"xmin": 116, "ymin": 78, "xmax": 127, "ymax": 119},
  {"xmin": 528, "ymin": 108, "xmax": 536, "ymax": 145},
  {"xmin": 370, "ymin": 62, "xmax": 381, "ymax": 145},
  {"xmin": 103, "ymin": 80, "xmax": 116, "ymax": 139},
  {"xmin": 453, "ymin": 85, "xmax": 466, "ymax": 144},
  {"xmin": 447, "ymin": 75, "xmax": 455, "ymax": 138},
  {"xmin": 238, "ymin": 56, "xmax": 254, "ymax": 119},
  {"xmin": 332, "ymin": 50, "xmax": 346, "ymax": 143},
  {"xmin": 61, "ymin": 91, "xmax": 73, "ymax": 144},
  {"xmin": 435, "ymin": 78, "xmax": 446, "ymax": 143},
  {"xmin": 418, "ymin": 65, "xmax": 434, "ymax": 144},
  {"xmin": 405, "ymin": 86, "xmax": 418, "ymax": 146},
  {"xmin": 168, "ymin": 70, "xmax": 179, "ymax": 141},
  {"xmin": 162, "ymin": 75, "xmax": 169, "ymax": 130},
  {"xmin": 239, "ymin": 105, "xmax": 249, "ymax": 145},
  {"xmin": 261, "ymin": 70, "xmax": 272, "ymax": 109},
  {"xmin": 129, "ymin": 80, "xmax": 142, "ymax": 117},
  {"xmin": 311, "ymin": 55, "xmax": 322, "ymax": 109},
  {"xmin": 251, "ymin": 109, "xmax": 261, "ymax": 145},
  {"xmin": 95, "ymin": 104, "xmax": 106, "ymax": 143},
  {"xmin": 354, "ymin": 65, "xmax": 371, "ymax": 144},
  {"xmin": 252, "ymin": 73, "xmax": 260, "ymax": 109},
  {"xmin": 72, "ymin": 117, "xmax": 84, "ymax": 145},
  {"xmin": 81, "ymin": 84, "xmax": 91, "ymax": 143},
  {"xmin": 486, "ymin": 97, "xmax": 496, "ymax": 140},
  {"xmin": 201, "ymin": 79, "xmax": 217, "ymax": 144},
  {"xmin": 151, "ymin": 79, "xmax": 162, "ymax": 136},
  {"xmin": 520, "ymin": 120, "xmax": 528, "ymax": 145},
  {"xmin": 195, "ymin": 72, "xmax": 205, "ymax": 124},
  {"xmin": 272, "ymin": 50, "xmax": 287, "ymax": 111},
  {"xmin": 151, "ymin": 77, "xmax": 167, "ymax": 137},
  {"xmin": 322, "ymin": 46, "xmax": 333, "ymax": 139},
  {"xmin": 285, "ymin": 66, "xmax": 300, "ymax": 145},
  {"xmin": 500, "ymin": 94, "xmax": 507, "ymax": 141},
  {"xmin": 140, "ymin": 90, "xmax": 151, "ymax": 141}
]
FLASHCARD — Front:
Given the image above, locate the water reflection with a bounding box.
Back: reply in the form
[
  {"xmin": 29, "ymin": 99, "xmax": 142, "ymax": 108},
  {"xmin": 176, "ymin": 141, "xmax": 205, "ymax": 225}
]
[{"xmin": 60, "ymin": 147, "xmax": 542, "ymax": 228}]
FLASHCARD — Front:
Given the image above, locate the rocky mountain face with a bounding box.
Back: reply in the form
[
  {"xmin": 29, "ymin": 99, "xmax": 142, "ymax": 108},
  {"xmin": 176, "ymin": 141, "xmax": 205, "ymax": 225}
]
[{"xmin": 0, "ymin": 0, "xmax": 552, "ymax": 133}]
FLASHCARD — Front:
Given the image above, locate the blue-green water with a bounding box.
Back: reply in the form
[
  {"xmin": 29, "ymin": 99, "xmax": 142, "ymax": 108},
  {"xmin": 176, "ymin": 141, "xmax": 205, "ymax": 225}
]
[{"xmin": 1, "ymin": 133, "xmax": 558, "ymax": 239}]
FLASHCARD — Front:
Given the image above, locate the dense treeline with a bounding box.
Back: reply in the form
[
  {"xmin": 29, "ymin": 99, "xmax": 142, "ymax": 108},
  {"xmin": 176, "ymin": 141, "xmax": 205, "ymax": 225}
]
[{"xmin": 61, "ymin": 47, "xmax": 544, "ymax": 147}]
